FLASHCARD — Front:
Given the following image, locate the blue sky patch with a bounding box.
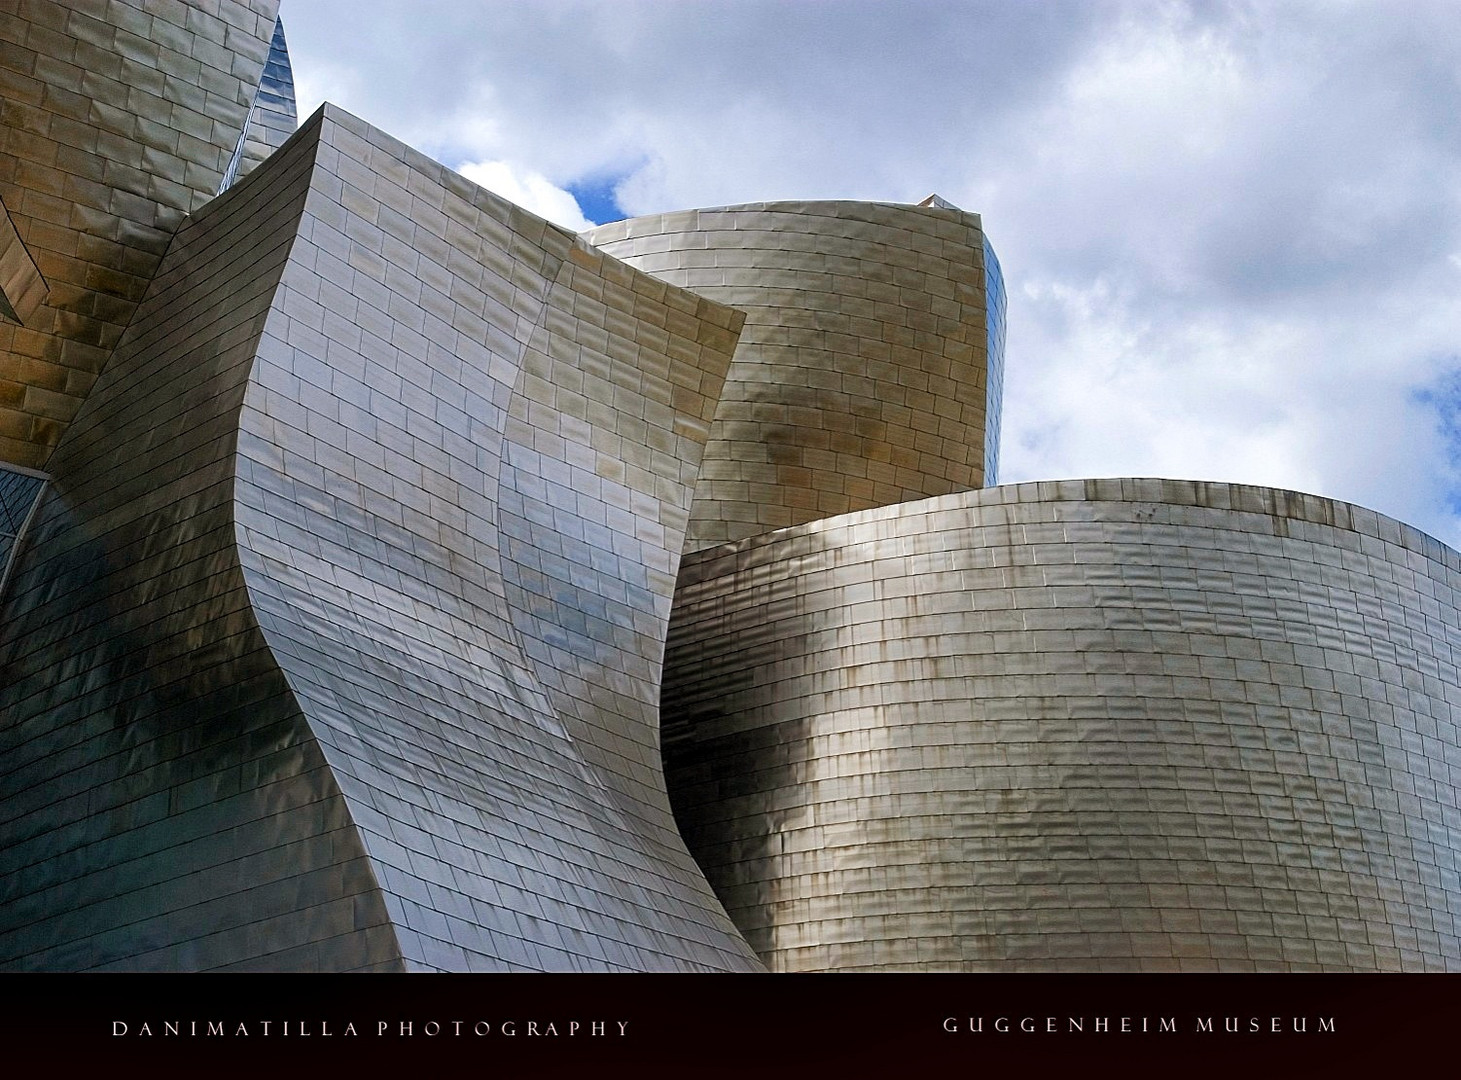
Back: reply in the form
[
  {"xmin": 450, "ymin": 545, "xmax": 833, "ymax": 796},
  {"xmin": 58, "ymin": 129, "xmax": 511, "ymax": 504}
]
[
  {"xmin": 566, "ymin": 174, "xmax": 629, "ymax": 226},
  {"xmin": 1414, "ymin": 368, "xmax": 1461, "ymax": 512}
]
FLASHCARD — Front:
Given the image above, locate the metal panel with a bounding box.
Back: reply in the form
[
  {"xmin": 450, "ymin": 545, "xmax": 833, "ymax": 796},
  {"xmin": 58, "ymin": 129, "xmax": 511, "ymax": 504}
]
[
  {"xmin": 0, "ymin": 0, "xmax": 280, "ymax": 469},
  {"xmin": 233, "ymin": 107, "xmax": 757, "ymax": 972},
  {"xmin": 0, "ymin": 103, "xmax": 759, "ymax": 972},
  {"xmin": 0, "ymin": 114, "xmax": 393, "ymax": 971},
  {"xmin": 586, "ymin": 200, "xmax": 1001, "ymax": 553},
  {"xmin": 220, "ymin": 15, "xmax": 296, "ymax": 191},
  {"xmin": 662, "ymin": 479, "xmax": 1461, "ymax": 971}
]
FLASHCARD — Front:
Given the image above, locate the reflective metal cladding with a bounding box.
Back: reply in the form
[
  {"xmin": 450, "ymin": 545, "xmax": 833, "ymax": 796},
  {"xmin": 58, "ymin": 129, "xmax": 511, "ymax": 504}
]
[
  {"xmin": 2, "ymin": 1, "xmax": 1458, "ymax": 973},
  {"xmin": 0, "ymin": 1, "xmax": 281, "ymax": 469},
  {"xmin": 0, "ymin": 99, "xmax": 757, "ymax": 971},
  {"xmin": 662, "ymin": 480, "xmax": 1461, "ymax": 971},
  {"xmin": 585, "ymin": 200, "xmax": 1003, "ymax": 553}
]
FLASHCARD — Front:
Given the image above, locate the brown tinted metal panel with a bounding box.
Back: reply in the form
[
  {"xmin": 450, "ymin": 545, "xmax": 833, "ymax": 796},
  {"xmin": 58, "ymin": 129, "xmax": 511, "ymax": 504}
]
[
  {"xmin": 0, "ymin": 0, "xmax": 279, "ymax": 469},
  {"xmin": 0, "ymin": 193, "xmax": 47, "ymax": 324},
  {"xmin": 586, "ymin": 200, "xmax": 997, "ymax": 553},
  {"xmin": 662, "ymin": 479, "xmax": 1461, "ymax": 971}
]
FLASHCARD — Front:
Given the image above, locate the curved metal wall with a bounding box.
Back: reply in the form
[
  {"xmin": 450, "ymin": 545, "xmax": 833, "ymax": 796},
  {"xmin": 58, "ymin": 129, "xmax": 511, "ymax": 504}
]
[
  {"xmin": 585, "ymin": 200, "xmax": 999, "ymax": 553},
  {"xmin": 0, "ymin": 105, "xmax": 760, "ymax": 972},
  {"xmin": 0, "ymin": 0, "xmax": 280, "ymax": 469},
  {"xmin": 662, "ymin": 479, "xmax": 1461, "ymax": 971},
  {"xmin": 0, "ymin": 115, "xmax": 396, "ymax": 971},
  {"xmin": 234, "ymin": 106, "xmax": 756, "ymax": 972}
]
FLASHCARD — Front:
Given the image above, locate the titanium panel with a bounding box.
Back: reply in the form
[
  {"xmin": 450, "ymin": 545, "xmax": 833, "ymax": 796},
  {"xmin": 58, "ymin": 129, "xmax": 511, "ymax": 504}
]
[
  {"xmin": 0, "ymin": 193, "xmax": 46, "ymax": 325},
  {"xmin": 220, "ymin": 15, "xmax": 296, "ymax": 190},
  {"xmin": 0, "ymin": 0, "xmax": 279, "ymax": 469},
  {"xmin": 585, "ymin": 200, "xmax": 1000, "ymax": 553},
  {"xmin": 231, "ymin": 106, "xmax": 756, "ymax": 971},
  {"xmin": 0, "ymin": 102, "xmax": 759, "ymax": 972},
  {"xmin": 662, "ymin": 479, "xmax": 1461, "ymax": 971},
  {"xmin": 982, "ymin": 234, "xmax": 1005, "ymax": 486},
  {"xmin": 0, "ymin": 113, "xmax": 397, "ymax": 971}
]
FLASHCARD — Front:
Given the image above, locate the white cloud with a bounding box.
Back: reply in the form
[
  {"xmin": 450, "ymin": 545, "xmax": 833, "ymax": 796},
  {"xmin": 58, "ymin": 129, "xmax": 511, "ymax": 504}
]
[
  {"xmin": 454, "ymin": 160, "xmax": 594, "ymax": 232},
  {"xmin": 279, "ymin": 0, "xmax": 1461, "ymax": 547}
]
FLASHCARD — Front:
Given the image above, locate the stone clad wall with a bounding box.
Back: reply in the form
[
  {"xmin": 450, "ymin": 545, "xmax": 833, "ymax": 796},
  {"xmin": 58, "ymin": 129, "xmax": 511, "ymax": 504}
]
[
  {"xmin": 662, "ymin": 479, "xmax": 1461, "ymax": 971},
  {"xmin": 586, "ymin": 201, "xmax": 999, "ymax": 553}
]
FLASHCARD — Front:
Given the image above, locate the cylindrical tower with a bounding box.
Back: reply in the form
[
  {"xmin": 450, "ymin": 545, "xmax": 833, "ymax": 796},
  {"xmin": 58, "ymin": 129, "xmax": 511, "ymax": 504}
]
[
  {"xmin": 662, "ymin": 479, "xmax": 1461, "ymax": 971},
  {"xmin": 586, "ymin": 199, "xmax": 1004, "ymax": 553}
]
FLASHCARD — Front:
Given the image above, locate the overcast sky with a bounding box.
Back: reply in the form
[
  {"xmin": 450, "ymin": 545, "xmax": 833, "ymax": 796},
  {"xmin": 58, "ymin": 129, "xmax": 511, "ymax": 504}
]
[{"xmin": 281, "ymin": 0, "xmax": 1461, "ymax": 549}]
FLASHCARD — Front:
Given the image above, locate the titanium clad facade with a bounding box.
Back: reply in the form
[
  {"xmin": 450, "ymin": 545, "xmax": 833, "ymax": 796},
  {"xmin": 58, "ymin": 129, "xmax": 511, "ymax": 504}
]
[
  {"xmin": 0, "ymin": 196, "xmax": 46, "ymax": 325},
  {"xmin": 662, "ymin": 480, "xmax": 1461, "ymax": 971},
  {"xmin": 981, "ymin": 235, "xmax": 1004, "ymax": 486},
  {"xmin": 585, "ymin": 201, "xmax": 1002, "ymax": 553},
  {"xmin": 3, "ymin": 0, "xmax": 1459, "ymax": 975},
  {"xmin": 220, "ymin": 16, "xmax": 297, "ymax": 191},
  {"xmin": 0, "ymin": 104, "xmax": 759, "ymax": 972},
  {"xmin": 0, "ymin": 0, "xmax": 281, "ymax": 469},
  {"xmin": 0, "ymin": 114, "xmax": 390, "ymax": 971}
]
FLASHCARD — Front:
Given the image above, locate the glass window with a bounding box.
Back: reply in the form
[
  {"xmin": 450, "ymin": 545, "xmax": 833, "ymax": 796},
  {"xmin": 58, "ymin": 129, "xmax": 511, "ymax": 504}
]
[{"xmin": 0, "ymin": 465, "xmax": 45, "ymax": 600}]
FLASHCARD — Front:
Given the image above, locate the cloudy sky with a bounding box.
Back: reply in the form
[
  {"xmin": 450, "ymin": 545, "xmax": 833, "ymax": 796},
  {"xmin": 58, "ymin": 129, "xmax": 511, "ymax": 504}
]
[{"xmin": 281, "ymin": 0, "xmax": 1461, "ymax": 548}]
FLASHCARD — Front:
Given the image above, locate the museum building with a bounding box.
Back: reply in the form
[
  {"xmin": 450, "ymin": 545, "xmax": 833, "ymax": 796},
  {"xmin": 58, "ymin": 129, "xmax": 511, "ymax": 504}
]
[{"xmin": 1, "ymin": 1, "xmax": 1457, "ymax": 971}]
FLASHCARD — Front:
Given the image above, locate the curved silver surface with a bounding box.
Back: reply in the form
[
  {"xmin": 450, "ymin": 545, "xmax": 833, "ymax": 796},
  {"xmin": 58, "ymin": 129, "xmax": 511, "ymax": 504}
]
[
  {"xmin": 3, "ymin": 0, "xmax": 1457, "ymax": 977},
  {"xmin": 663, "ymin": 479, "xmax": 1461, "ymax": 971},
  {"xmin": 0, "ymin": 105, "xmax": 759, "ymax": 971},
  {"xmin": 586, "ymin": 200, "xmax": 1002, "ymax": 553}
]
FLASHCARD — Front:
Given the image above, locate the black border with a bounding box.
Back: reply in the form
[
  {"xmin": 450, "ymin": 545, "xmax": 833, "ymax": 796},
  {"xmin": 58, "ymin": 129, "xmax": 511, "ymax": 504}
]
[{"xmin": 5, "ymin": 972, "xmax": 1454, "ymax": 1074}]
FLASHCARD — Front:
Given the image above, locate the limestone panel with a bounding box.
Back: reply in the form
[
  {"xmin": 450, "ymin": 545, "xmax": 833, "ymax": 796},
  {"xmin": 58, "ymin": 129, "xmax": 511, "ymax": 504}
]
[{"xmin": 662, "ymin": 479, "xmax": 1461, "ymax": 971}]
